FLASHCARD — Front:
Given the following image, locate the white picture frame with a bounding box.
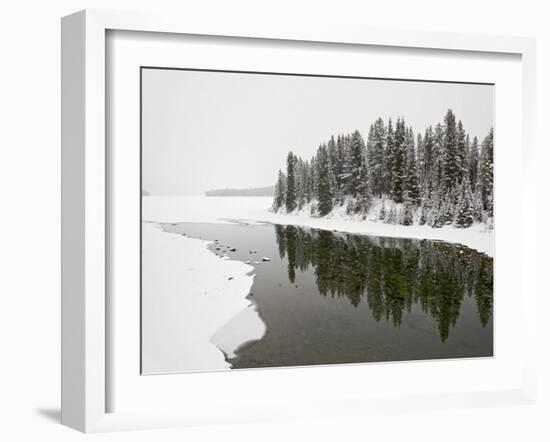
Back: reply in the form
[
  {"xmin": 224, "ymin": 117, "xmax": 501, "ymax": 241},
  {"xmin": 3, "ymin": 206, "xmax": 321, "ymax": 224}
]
[{"xmin": 61, "ymin": 9, "xmax": 537, "ymax": 433}]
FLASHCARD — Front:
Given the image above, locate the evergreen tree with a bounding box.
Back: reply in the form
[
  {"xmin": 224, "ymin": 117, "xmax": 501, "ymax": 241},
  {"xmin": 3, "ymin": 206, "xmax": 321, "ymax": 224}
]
[
  {"xmin": 272, "ymin": 169, "xmax": 286, "ymax": 211},
  {"xmin": 295, "ymin": 157, "xmax": 305, "ymax": 209},
  {"xmin": 310, "ymin": 156, "xmax": 317, "ymax": 202},
  {"xmin": 401, "ymin": 204, "xmax": 414, "ymax": 226},
  {"xmin": 384, "ymin": 118, "xmax": 395, "ymax": 196},
  {"xmin": 285, "ymin": 151, "xmax": 297, "ymax": 212},
  {"xmin": 316, "ymin": 144, "xmax": 334, "ymax": 216},
  {"xmin": 465, "ymin": 133, "xmax": 471, "ymax": 183},
  {"xmin": 347, "ymin": 130, "xmax": 371, "ymax": 212},
  {"xmin": 327, "ymin": 136, "xmax": 340, "ymax": 196},
  {"xmin": 386, "ymin": 205, "xmax": 397, "ymax": 224},
  {"xmin": 416, "ymin": 132, "xmax": 425, "ymax": 190},
  {"xmin": 391, "ymin": 118, "xmax": 406, "ymax": 203},
  {"xmin": 367, "ymin": 118, "xmax": 386, "ymax": 197},
  {"xmin": 349, "ymin": 130, "xmax": 366, "ymax": 197},
  {"xmin": 468, "ymin": 136, "xmax": 480, "ymax": 192},
  {"xmin": 431, "ymin": 123, "xmax": 444, "ymax": 192},
  {"xmin": 427, "ymin": 190, "xmax": 444, "ymax": 228},
  {"xmin": 334, "ymin": 135, "xmax": 347, "ymax": 202},
  {"xmin": 403, "ymin": 127, "xmax": 420, "ymax": 205},
  {"xmin": 419, "ymin": 203, "xmax": 428, "ymax": 226},
  {"xmin": 440, "ymin": 187, "xmax": 457, "ymax": 225},
  {"xmin": 379, "ymin": 203, "xmax": 386, "ymax": 221},
  {"xmin": 479, "ymin": 128, "xmax": 494, "ymax": 217},
  {"xmin": 421, "ymin": 127, "xmax": 434, "ymax": 192},
  {"xmin": 342, "ymin": 134, "xmax": 353, "ymax": 194},
  {"xmin": 472, "ymin": 189, "xmax": 484, "ymax": 223},
  {"xmin": 303, "ymin": 160, "xmax": 313, "ymax": 203},
  {"xmin": 455, "ymin": 179, "xmax": 475, "ymax": 228},
  {"xmin": 357, "ymin": 152, "xmax": 372, "ymax": 212},
  {"xmin": 456, "ymin": 120, "xmax": 467, "ymax": 184},
  {"xmin": 442, "ymin": 109, "xmax": 459, "ymax": 190}
]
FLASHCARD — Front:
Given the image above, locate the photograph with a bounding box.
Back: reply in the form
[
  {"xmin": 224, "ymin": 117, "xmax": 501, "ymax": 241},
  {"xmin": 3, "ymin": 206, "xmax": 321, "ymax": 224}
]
[{"xmin": 140, "ymin": 67, "xmax": 494, "ymax": 374}]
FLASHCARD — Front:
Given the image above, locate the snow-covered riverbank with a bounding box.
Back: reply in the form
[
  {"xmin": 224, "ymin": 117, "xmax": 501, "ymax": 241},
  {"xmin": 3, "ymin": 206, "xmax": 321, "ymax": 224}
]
[
  {"xmin": 141, "ymin": 222, "xmax": 265, "ymax": 373},
  {"xmin": 142, "ymin": 195, "xmax": 493, "ymax": 373},
  {"xmin": 143, "ymin": 195, "xmax": 494, "ymax": 257}
]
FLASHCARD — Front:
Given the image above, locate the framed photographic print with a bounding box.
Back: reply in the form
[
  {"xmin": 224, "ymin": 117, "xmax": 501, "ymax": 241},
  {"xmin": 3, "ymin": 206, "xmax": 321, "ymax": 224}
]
[{"xmin": 61, "ymin": 9, "xmax": 538, "ymax": 432}]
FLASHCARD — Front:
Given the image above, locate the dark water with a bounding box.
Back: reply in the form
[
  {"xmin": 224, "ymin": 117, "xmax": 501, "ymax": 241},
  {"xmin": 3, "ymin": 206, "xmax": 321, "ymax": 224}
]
[{"xmin": 163, "ymin": 222, "xmax": 493, "ymax": 369}]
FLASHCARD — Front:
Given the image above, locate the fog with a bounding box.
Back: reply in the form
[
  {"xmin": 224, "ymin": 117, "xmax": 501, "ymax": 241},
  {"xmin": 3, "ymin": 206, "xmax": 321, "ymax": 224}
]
[{"xmin": 141, "ymin": 68, "xmax": 493, "ymax": 195}]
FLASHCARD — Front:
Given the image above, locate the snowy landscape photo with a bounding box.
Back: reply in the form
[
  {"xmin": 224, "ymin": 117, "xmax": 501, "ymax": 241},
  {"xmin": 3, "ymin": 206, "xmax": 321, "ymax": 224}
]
[{"xmin": 140, "ymin": 67, "xmax": 494, "ymax": 374}]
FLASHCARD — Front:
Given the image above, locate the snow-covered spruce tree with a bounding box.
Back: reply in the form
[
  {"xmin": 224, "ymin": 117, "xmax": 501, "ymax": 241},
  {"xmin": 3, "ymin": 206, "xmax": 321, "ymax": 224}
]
[
  {"xmin": 295, "ymin": 157, "xmax": 312, "ymax": 209},
  {"xmin": 424, "ymin": 191, "xmax": 435, "ymax": 227},
  {"xmin": 439, "ymin": 186, "xmax": 457, "ymax": 226},
  {"xmin": 427, "ymin": 205, "xmax": 438, "ymax": 228},
  {"xmin": 465, "ymin": 133, "xmax": 471, "ymax": 182},
  {"xmin": 327, "ymin": 135, "xmax": 337, "ymax": 166},
  {"xmin": 416, "ymin": 132, "xmax": 425, "ymax": 189},
  {"xmin": 358, "ymin": 166, "xmax": 372, "ymax": 213},
  {"xmin": 367, "ymin": 118, "xmax": 386, "ymax": 198},
  {"xmin": 430, "ymin": 123, "xmax": 444, "ymax": 193},
  {"xmin": 442, "ymin": 109, "xmax": 459, "ymax": 190},
  {"xmin": 341, "ymin": 133, "xmax": 353, "ymax": 196},
  {"xmin": 347, "ymin": 130, "xmax": 371, "ymax": 213},
  {"xmin": 428, "ymin": 189, "xmax": 446, "ymax": 228},
  {"xmin": 316, "ymin": 144, "xmax": 334, "ymax": 216},
  {"xmin": 328, "ymin": 159, "xmax": 338, "ymax": 207},
  {"xmin": 295, "ymin": 157, "xmax": 305, "ymax": 210},
  {"xmin": 383, "ymin": 118, "xmax": 395, "ymax": 197},
  {"xmin": 421, "ymin": 127, "xmax": 434, "ymax": 192},
  {"xmin": 401, "ymin": 203, "xmax": 414, "ymax": 226},
  {"xmin": 333, "ymin": 135, "xmax": 347, "ymax": 203},
  {"xmin": 400, "ymin": 127, "xmax": 420, "ymax": 228},
  {"xmin": 358, "ymin": 148, "xmax": 372, "ymax": 213},
  {"xmin": 455, "ymin": 179, "xmax": 475, "ymax": 228},
  {"xmin": 468, "ymin": 136, "xmax": 480, "ymax": 192},
  {"xmin": 386, "ymin": 204, "xmax": 397, "ymax": 224},
  {"xmin": 348, "ymin": 130, "xmax": 365, "ymax": 198},
  {"xmin": 309, "ymin": 155, "xmax": 317, "ymax": 203},
  {"xmin": 272, "ymin": 169, "xmax": 287, "ymax": 211},
  {"xmin": 391, "ymin": 118, "xmax": 406, "ymax": 203},
  {"xmin": 403, "ymin": 127, "xmax": 420, "ymax": 206},
  {"xmin": 309, "ymin": 155, "xmax": 319, "ymax": 216},
  {"xmin": 479, "ymin": 128, "xmax": 494, "ymax": 218},
  {"xmin": 327, "ymin": 135, "xmax": 341, "ymax": 203},
  {"xmin": 456, "ymin": 120, "xmax": 467, "ymax": 184},
  {"xmin": 285, "ymin": 151, "xmax": 297, "ymax": 212},
  {"xmin": 302, "ymin": 159, "xmax": 313, "ymax": 204},
  {"xmin": 379, "ymin": 203, "xmax": 386, "ymax": 221},
  {"xmin": 419, "ymin": 203, "xmax": 428, "ymax": 225},
  {"xmin": 472, "ymin": 188, "xmax": 484, "ymax": 223}
]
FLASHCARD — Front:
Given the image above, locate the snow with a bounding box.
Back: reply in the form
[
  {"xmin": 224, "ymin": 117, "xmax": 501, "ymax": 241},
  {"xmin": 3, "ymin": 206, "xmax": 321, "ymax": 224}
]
[
  {"xmin": 211, "ymin": 303, "xmax": 265, "ymax": 359},
  {"xmin": 143, "ymin": 195, "xmax": 494, "ymax": 257},
  {"xmin": 142, "ymin": 194, "xmax": 493, "ymax": 372},
  {"xmin": 141, "ymin": 222, "xmax": 265, "ymax": 373}
]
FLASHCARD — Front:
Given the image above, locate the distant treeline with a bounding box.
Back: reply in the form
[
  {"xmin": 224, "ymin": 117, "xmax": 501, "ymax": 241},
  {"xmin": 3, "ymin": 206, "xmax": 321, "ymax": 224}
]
[
  {"xmin": 272, "ymin": 109, "xmax": 494, "ymax": 228},
  {"xmin": 206, "ymin": 185, "xmax": 275, "ymax": 197}
]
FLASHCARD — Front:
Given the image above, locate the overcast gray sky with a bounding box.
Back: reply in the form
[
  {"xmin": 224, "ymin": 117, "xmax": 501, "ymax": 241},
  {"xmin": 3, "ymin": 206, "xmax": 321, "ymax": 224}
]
[{"xmin": 142, "ymin": 68, "xmax": 494, "ymax": 195}]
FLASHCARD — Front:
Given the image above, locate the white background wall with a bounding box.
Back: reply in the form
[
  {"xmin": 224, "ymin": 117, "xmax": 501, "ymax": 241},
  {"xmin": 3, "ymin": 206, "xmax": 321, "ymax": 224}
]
[{"xmin": 0, "ymin": 0, "xmax": 547, "ymax": 441}]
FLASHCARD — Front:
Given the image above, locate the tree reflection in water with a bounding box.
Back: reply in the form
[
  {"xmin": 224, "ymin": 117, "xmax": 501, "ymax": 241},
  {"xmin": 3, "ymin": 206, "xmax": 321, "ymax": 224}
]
[{"xmin": 274, "ymin": 224, "xmax": 493, "ymax": 343}]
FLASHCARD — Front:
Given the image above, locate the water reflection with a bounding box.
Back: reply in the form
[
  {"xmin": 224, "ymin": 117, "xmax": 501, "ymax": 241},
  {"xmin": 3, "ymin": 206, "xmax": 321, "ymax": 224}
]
[{"xmin": 274, "ymin": 225, "xmax": 493, "ymax": 342}]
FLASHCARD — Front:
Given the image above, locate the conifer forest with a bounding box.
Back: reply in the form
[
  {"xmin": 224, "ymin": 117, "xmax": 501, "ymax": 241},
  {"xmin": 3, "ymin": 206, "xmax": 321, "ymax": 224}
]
[{"xmin": 272, "ymin": 109, "xmax": 494, "ymax": 229}]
